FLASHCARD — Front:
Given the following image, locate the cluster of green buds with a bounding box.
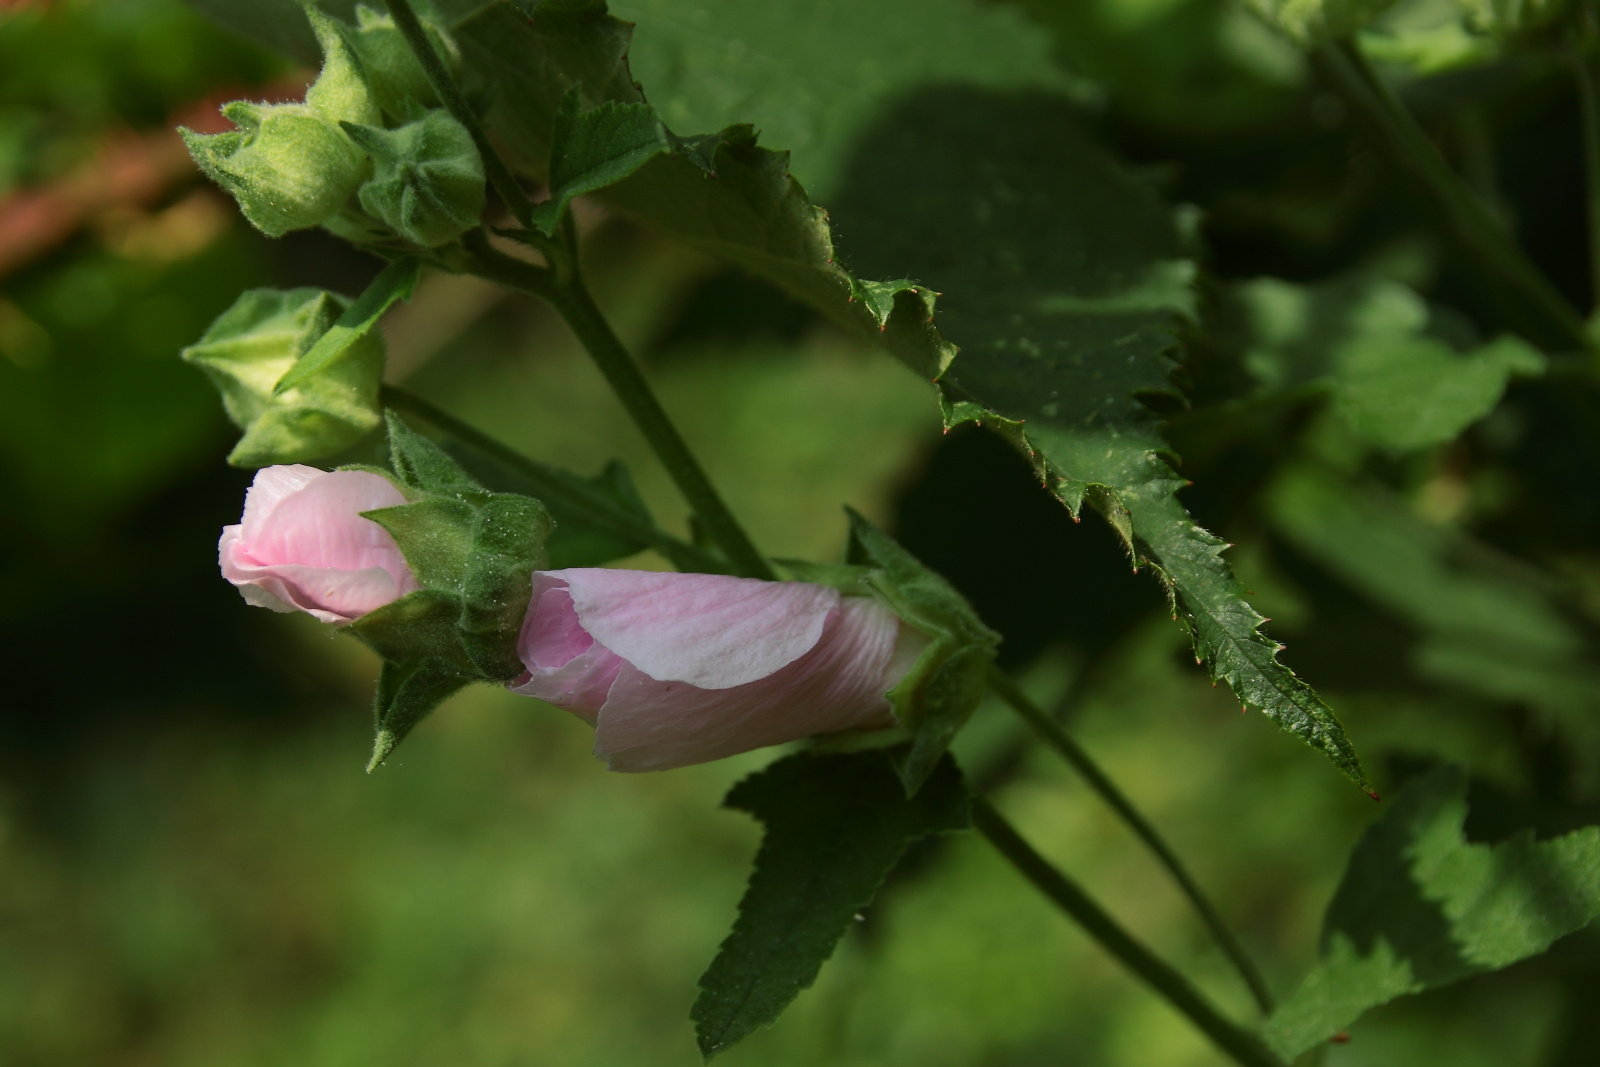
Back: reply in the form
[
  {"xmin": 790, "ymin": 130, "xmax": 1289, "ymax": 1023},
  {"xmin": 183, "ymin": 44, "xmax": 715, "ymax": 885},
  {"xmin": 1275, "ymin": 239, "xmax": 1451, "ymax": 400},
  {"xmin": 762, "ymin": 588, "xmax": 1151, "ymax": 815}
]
[{"xmin": 180, "ymin": 4, "xmax": 484, "ymax": 249}]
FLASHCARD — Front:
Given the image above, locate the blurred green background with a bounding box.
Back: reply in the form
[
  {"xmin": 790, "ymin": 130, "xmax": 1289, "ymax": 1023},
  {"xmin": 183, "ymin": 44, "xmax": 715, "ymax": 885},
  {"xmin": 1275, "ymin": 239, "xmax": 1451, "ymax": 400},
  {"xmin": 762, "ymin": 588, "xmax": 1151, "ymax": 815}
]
[{"xmin": 4, "ymin": 0, "xmax": 1599, "ymax": 1064}]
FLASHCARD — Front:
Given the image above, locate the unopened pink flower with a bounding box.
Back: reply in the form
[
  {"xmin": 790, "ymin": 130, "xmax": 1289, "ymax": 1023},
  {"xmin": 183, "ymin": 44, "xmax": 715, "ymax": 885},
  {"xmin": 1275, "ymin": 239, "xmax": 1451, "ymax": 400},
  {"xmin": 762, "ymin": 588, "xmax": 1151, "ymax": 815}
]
[
  {"xmin": 219, "ymin": 464, "xmax": 419, "ymax": 624},
  {"xmin": 510, "ymin": 568, "xmax": 919, "ymax": 771}
]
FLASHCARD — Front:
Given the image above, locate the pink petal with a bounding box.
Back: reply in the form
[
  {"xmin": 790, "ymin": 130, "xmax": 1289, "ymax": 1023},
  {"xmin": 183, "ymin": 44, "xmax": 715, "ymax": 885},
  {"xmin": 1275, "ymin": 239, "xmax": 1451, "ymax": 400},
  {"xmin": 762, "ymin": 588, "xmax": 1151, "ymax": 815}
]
[
  {"xmin": 221, "ymin": 556, "xmax": 412, "ymax": 624},
  {"xmin": 242, "ymin": 469, "xmax": 411, "ymax": 576},
  {"xmin": 239, "ymin": 464, "xmax": 323, "ymax": 529},
  {"xmin": 508, "ymin": 575, "xmax": 627, "ymax": 717},
  {"xmin": 593, "ymin": 596, "xmax": 902, "ymax": 772},
  {"xmin": 556, "ymin": 568, "xmax": 840, "ymax": 689}
]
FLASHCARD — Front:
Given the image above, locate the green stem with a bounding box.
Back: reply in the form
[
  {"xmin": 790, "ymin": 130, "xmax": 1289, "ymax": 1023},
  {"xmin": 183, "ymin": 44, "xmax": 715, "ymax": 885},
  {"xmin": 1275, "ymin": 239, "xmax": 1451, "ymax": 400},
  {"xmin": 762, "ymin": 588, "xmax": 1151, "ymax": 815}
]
[
  {"xmin": 465, "ymin": 241, "xmax": 776, "ymax": 580},
  {"xmin": 380, "ymin": 385, "xmax": 727, "ymax": 574},
  {"xmin": 382, "ymin": 0, "xmax": 536, "ymax": 229},
  {"xmin": 1312, "ymin": 39, "xmax": 1590, "ymax": 351},
  {"xmin": 971, "ymin": 797, "xmax": 1286, "ymax": 1067},
  {"xmin": 986, "ymin": 666, "xmax": 1275, "ymax": 1015}
]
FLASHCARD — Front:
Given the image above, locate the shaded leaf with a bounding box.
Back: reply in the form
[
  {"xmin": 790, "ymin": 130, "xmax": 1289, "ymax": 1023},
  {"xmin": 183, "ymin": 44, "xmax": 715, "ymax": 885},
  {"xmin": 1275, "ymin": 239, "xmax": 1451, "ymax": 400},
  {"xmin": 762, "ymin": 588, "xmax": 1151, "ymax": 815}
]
[
  {"xmin": 1245, "ymin": 0, "xmax": 1404, "ymax": 45},
  {"xmin": 693, "ymin": 750, "xmax": 970, "ymax": 1058},
  {"xmin": 1232, "ymin": 274, "xmax": 1545, "ymax": 452},
  {"xmin": 1263, "ymin": 766, "xmax": 1600, "ymax": 1057}
]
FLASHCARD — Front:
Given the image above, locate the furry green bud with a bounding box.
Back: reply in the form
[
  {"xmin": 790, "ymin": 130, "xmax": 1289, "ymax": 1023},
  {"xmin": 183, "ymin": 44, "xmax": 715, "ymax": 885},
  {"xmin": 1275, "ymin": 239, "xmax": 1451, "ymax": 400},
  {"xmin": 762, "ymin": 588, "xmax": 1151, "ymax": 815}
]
[
  {"xmin": 344, "ymin": 4, "xmax": 460, "ymax": 123},
  {"xmin": 342, "ymin": 111, "xmax": 485, "ymax": 248},
  {"xmin": 182, "ymin": 288, "xmax": 384, "ymax": 467},
  {"xmin": 180, "ymin": 6, "xmax": 380, "ymax": 237}
]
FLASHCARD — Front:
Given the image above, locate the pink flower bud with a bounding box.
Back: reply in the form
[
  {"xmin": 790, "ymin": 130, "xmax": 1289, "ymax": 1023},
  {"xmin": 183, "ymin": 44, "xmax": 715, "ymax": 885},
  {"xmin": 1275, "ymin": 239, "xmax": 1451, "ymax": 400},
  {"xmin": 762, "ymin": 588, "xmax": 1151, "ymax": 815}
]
[
  {"xmin": 219, "ymin": 464, "xmax": 420, "ymax": 624},
  {"xmin": 510, "ymin": 568, "xmax": 920, "ymax": 771}
]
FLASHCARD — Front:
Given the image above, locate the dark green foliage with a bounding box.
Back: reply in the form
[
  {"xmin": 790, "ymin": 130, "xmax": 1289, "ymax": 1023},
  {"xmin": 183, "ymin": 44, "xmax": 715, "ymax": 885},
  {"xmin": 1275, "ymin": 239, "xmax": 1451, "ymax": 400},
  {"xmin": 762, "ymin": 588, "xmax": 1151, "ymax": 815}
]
[
  {"xmin": 1263, "ymin": 766, "xmax": 1600, "ymax": 1056},
  {"xmin": 692, "ymin": 750, "xmax": 971, "ymax": 1058}
]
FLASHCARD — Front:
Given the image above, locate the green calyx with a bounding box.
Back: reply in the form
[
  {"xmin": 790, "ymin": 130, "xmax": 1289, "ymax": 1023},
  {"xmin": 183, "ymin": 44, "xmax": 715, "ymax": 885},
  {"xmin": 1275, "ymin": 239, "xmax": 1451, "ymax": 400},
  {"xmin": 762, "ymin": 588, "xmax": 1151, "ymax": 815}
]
[
  {"xmin": 835, "ymin": 510, "xmax": 1001, "ymax": 794},
  {"xmin": 343, "ymin": 110, "xmax": 486, "ymax": 248},
  {"xmin": 341, "ymin": 3, "xmax": 459, "ymax": 123},
  {"xmin": 353, "ymin": 413, "xmax": 554, "ymax": 769},
  {"xmin": 180, "ymin": 6, "xmax": 379, "ymax": 237},
  {"xmin": 181, "ymin": 288, "xmax": 384, "ymax": 467}
]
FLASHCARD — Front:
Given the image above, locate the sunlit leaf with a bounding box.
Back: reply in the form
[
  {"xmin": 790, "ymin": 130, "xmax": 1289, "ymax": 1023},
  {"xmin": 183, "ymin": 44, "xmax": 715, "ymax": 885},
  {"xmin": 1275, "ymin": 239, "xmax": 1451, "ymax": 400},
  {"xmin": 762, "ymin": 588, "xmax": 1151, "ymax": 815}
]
[{"xmin": 1264, "ymin": 765, "xmax": 1600, "ymax": 1057}]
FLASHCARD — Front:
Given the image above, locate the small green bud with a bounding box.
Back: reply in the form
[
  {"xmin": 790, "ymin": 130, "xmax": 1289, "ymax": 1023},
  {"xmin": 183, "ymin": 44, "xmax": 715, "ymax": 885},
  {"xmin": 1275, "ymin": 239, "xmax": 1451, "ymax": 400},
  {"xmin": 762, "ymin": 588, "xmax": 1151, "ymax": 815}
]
[
  {"xmin": 342, "ymin": 111, "xmax": 485, "ymax": 248},
  {"xmin": 345, "ymin": 4, "xmax": 460, "ymax": 123},
  {"xmin": 182, "ymin": 288, "xmax": 384, "ymax": 467},
  {"xmin": 180, "ymin": 6, "xmax": 380, "ymax": 237},
  {"xmin": 182, "ymin": 105, "xmax": 367, "ymax": 237}
]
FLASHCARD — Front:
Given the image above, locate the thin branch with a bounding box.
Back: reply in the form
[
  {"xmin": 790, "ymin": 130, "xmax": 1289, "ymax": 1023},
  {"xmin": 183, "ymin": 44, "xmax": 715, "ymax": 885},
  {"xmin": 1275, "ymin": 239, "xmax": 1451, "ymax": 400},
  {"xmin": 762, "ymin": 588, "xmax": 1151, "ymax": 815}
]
[
  {"xmin": 987, "ymin": 665, "xmax": 1275, "ymax": 1014},
  {"xmin": 971, "ymin": 796, "xmax": 1287, "ymax": 1067}
]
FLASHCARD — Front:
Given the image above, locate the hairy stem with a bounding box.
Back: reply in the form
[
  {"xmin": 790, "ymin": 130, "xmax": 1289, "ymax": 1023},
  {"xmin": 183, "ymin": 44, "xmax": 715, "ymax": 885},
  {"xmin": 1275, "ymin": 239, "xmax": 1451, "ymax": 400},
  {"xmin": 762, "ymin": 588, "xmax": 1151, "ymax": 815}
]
[
  {"xmin": 382, "ymin": 0, "xmax": 536, "ymax": 228},
  {"xmin": 380, "ymin": 385, "xmax": 726, "ymax": 573},
  {"xmin": 464, "ymin": 242, "xmax": 776, "ymax": 580},
  {"xmin": 987, "ymin": 666, "xmax": 1275, "ymax": 1014},
  {"xmin": 1313, "ymin": 39, "xmax": 1589, "ymax": 351},
  {"xmin": 971, "ymin": 797, "xmax": 1286, "ymax": 1067}
]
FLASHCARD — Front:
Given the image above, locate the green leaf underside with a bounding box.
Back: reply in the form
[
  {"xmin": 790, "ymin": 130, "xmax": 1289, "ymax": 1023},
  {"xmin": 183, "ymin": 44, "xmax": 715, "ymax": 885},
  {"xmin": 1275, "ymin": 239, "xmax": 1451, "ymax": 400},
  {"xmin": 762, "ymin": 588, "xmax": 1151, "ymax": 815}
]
[
  {"xmin": 692, "ymin": 750, "xmax": 970, "ymax": 1058},
  {"xmin": 1263, "ymin": 766, "xmax": 1600, "ymax": 1057},
  {"xmin": 1232, "ymin": 274, "xmax": 1545, "ymax": 452},
  {"xmin": 275, "ymin": 258, "xmax": 420, "ymax": 395}
]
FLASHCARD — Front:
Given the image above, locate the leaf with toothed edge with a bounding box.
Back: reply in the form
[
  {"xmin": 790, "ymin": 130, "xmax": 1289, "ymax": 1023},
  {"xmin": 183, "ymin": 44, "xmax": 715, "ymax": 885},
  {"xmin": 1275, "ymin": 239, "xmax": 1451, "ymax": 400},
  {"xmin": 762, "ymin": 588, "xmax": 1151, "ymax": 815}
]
[{"xmin": 692, "ymin": 750, "xmax": 970, "ymax": 1058}]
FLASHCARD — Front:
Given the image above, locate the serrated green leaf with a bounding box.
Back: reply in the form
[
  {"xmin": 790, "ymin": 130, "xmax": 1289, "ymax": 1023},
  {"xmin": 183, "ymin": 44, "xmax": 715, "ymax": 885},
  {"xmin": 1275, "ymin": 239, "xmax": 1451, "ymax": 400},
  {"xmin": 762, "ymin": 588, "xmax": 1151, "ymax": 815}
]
[
  {"xmin": 386, "ymin": 410, "xmax": 482, "ymax": 493},
  {"xmin": 366, "ymin": 657, "xmax": 472, "ymax": 771},
  {"xmin": 1232, "ymin": 274, "xmax": 1546, "ymax": 452},
  {"xmin": 363, "ymin": 496, "xmax": 478, "ymax": 590},
  {"xmin": 822, "ymin": 89, "xmax": 1370, "ymax": 791},
  {"xmin": 458, "ymin": 493, "xmax": 552, "ymax": 677},
  {"xmin": 692, "ymin": 750, "xmax": 970, "ymax": 1058},
  {"xmin": 276, "ymin": 259, "xmax": 420, "ymax": 394},
  {"xmin": 1263, "ymin": 766, "xmax": 1600, "ymax": 1057},
  {"xmin": 530, "ymin": 88, "xmax": 670, "ymax": 233}
]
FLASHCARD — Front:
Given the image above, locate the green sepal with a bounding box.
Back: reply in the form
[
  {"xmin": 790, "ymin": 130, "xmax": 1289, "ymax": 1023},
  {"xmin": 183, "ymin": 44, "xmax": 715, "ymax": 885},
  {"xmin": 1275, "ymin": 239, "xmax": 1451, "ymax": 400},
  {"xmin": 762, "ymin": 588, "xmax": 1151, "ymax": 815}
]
[
  {"xmin": 692, "ymin": 749, "xmax": 970, "ymax": 1059},
  {"xmin": 843, "ymin": 509, "xmax": 999, "ymax": 794},
  {"xmin": 362, "ymin": 496, "xmax": 478, "ymax": 590},
  {"xmin": 274, "ymin": 257, "xmax": 418, "ymax": 395},
  {"xmin": 366, "ymin": 658, "xmax": 471, "ymax": 772},
  {"xmin": 343, "ymin": 112, "xmax": 486, "ymax": 248},
  {"xmin": 181, "ymin": 287, "xmax": 384, "ymax": 467},
  {"xmin": 342, "ymin": 3, "xmax": 460, "ymax": 123},
  {"xmin": 180, "ymin": 5, "xmax": 378, "ymax": 237},
  {"xmin": 531, "ymin": 87, "xmax": 672, "ymax": 234},
  {"xmin": 349, "ymin": 588, "xmax": 478, "ymax": 674},
  {"xmin": 773, "ymin": 558, "xmax": 874, "ymax": 595},
  {"xmin": 458, "ymin": 493, "xmax": 552, "ymax": 677},
  {"xmin": 386, "ymin": 409, "xmax": 483, "ymax": 493}
]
